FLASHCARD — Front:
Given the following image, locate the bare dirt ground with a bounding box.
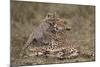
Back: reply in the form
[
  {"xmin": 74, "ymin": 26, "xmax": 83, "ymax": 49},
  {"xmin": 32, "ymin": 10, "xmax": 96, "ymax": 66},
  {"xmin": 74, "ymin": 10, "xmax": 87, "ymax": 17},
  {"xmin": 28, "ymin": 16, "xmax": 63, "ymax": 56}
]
[{"xmin": 11, "ymin": 1, "xmax": 95, "ymax": 66}]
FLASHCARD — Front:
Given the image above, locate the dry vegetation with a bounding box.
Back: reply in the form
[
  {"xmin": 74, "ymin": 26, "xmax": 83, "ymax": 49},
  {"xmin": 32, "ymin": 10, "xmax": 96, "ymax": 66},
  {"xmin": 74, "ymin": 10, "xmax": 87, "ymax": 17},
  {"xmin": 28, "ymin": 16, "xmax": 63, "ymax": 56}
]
[{"xmin": 11, "ymin": 1, "xmax": 95, "ymax": 66}]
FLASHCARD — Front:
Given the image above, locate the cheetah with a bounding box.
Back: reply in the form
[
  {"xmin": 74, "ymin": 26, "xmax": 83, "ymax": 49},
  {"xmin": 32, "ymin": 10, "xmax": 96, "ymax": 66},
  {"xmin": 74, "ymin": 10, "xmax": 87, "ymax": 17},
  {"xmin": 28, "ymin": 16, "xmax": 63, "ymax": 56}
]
[
  {"xmin": 27, "ymin": 39, "xmax": 79, "ymax": 60},
  {"xmin": 20, "ymin": 13, "xmax": 71, "ymax": 57}
]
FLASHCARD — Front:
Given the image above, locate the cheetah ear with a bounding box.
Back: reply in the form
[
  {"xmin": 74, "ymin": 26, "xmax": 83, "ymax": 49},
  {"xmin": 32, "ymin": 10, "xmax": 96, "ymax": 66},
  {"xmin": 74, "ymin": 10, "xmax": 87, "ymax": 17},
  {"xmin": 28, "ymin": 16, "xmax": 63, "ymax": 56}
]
[
  {"xmin": 46, "ymin": 12, "xmax": 57, "ymax": 18},
  {"xmin": 46, "ymin": 13, "xmax": 53, "ymax": 18},
  {"xmin": 47, "ymin": 13, "xmax": 50, "ymax": 18}
]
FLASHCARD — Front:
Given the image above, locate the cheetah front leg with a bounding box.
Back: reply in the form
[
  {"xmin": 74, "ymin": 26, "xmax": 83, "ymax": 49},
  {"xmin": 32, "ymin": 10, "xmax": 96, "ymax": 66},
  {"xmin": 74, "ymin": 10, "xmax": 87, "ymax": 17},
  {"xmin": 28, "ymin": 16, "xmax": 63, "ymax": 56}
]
[{"xmin": 20, "ymin": 31, "xmax": 35, "ymax": 57}]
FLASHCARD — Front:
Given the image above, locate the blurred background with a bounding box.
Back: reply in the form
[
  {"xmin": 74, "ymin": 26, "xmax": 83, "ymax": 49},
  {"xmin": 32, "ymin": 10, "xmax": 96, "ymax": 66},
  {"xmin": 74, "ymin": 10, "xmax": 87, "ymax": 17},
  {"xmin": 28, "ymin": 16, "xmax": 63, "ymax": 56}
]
[{"xmin": 11, "ymin": 1, "xmax": 95, "ymax": 65}]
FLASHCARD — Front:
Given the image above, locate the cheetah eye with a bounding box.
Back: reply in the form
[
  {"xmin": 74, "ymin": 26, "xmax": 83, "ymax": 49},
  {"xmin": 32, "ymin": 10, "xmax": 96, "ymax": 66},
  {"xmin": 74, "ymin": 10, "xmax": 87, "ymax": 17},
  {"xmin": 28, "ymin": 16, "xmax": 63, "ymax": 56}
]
[{"xmin": 48, "ymin": 15, "xmax": 50, "ymax": 17}]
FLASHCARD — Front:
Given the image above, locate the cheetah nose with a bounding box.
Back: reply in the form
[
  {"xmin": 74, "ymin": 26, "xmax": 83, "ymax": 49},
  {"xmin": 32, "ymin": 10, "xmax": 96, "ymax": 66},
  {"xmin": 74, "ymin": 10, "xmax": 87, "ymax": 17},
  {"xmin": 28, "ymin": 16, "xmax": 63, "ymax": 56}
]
[{"xmin": 65, "ymin": 27, "xmax": 71, "ymax": 31}]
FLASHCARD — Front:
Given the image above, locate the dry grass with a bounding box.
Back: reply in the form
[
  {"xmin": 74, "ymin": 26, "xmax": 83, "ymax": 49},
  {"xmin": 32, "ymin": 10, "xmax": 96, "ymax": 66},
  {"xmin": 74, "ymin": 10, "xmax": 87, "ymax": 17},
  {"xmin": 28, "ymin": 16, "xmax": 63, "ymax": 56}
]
[{"xmin": 11, "ymin": 1, "xmax": 95, "ymax": 66}]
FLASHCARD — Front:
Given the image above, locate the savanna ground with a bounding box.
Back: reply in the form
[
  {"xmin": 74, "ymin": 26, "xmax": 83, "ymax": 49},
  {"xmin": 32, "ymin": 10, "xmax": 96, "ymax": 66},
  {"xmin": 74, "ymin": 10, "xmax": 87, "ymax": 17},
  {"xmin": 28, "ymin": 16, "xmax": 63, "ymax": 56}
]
[{"xmin": 11, "ymin": 1, "xmax": 95, "ymax": 66}]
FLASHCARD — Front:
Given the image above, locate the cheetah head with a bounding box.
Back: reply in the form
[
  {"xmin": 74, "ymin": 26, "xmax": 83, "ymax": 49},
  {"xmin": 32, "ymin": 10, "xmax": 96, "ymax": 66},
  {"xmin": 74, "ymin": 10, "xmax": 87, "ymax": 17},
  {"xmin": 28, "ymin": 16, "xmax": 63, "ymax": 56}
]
[
  {"xmin": 45, "ymin": 13, "xmax": 71, "ymax": 32},
  {"xmin": 53, "ymin": 18, "xmax": 71, "ymax": 32}
]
